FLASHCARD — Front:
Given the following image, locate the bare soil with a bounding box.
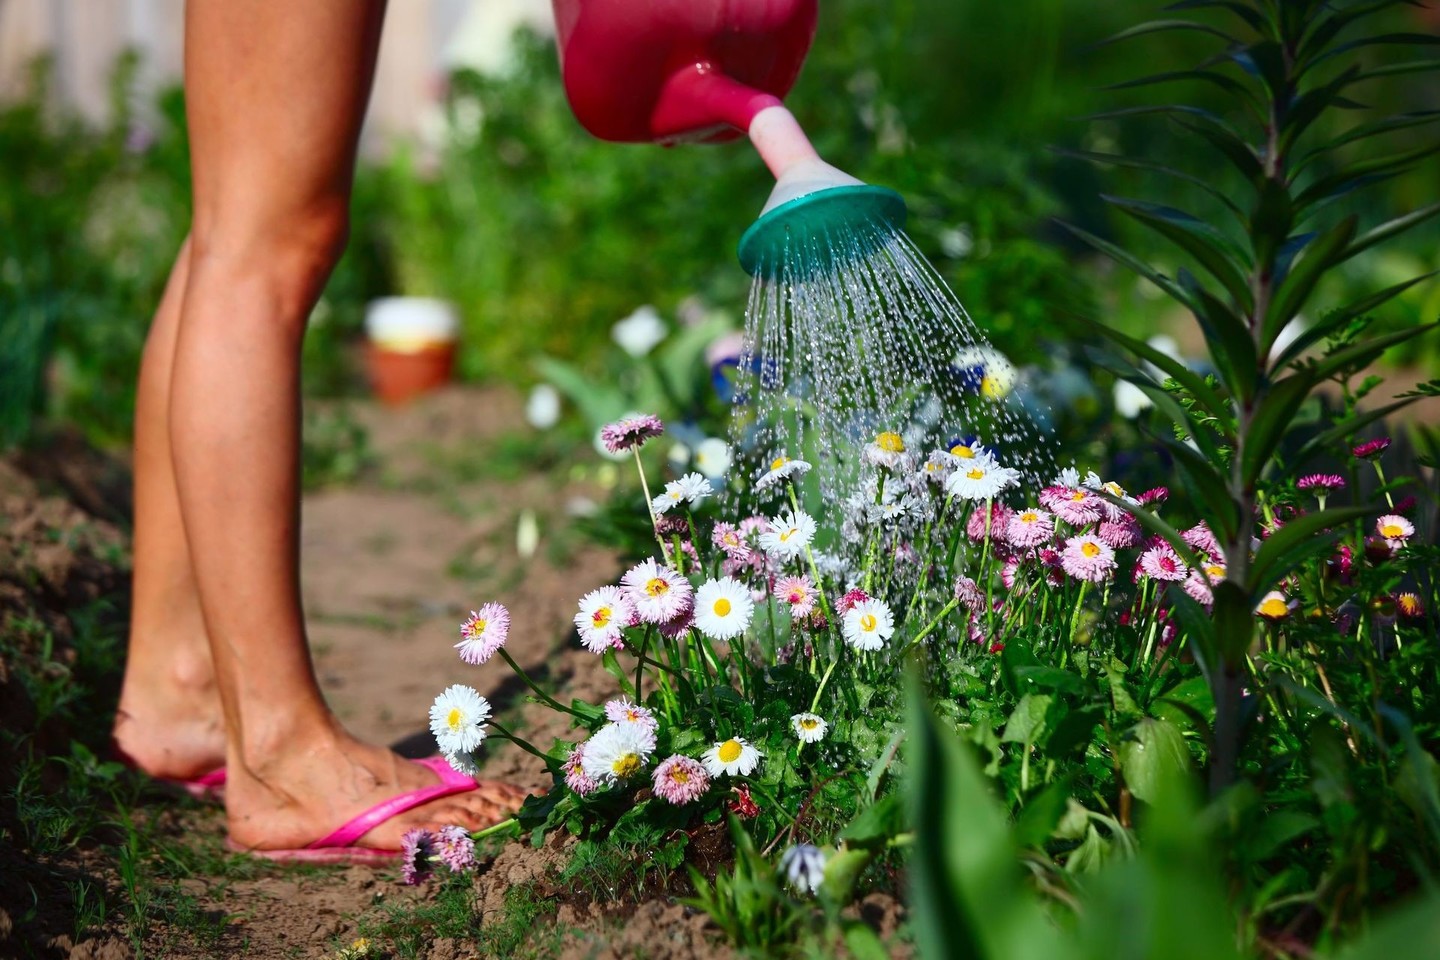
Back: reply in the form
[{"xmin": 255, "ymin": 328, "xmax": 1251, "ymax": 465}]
[{"xmin": 0, "ymin": 388, "xmax": 772, "ymax": 960}]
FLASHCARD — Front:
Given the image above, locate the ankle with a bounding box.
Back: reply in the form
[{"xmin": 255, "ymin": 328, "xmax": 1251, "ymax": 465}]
[{"xmin": 235, "ymin": 707, "xmax": 342, "ymax": 780}]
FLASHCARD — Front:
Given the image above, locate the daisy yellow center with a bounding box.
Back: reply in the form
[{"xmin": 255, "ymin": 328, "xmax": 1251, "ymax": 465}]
[
  {"xmin": 1206, "ymin": 565, "xmax": 1225, "ymax": 579},
  {"xmin": 926, "ymin": 461, "xmax": 940, "ymax": 472},
  {"xmin": 1021, "ymin": 511, "xmax": 1039, "ymax": 523},
  {"xmin": 669, "ymin": 491, "xmax": 682, "ymax": 500},
  {"xmin": 718, "ymin": 740, "xmax": 743, "ymax": 764},
  {"xmin": 967, "ymin": 468, "xmax": 985, "ymax": 480},
  {"xmin": 780, "ymin": 527, "xmax": 797, "ymax": 542},
  {"xmin": 1259, "ymin": 598, "xmax": 1288, "ymax": 618},
  {"xmin": 771, "ymin": 456, "xmax": 789, "ymax": 470},
  {"xmin": 1082, "ymin": 542, "xmax": 1101, "ymax": 558},
  {"xmin": 1399, "ymin": 594, "xmax": 1420, "ymax": 615},
  {"xmin": 981, "ymin": 376, "xmax": 1003, "ymax": 398},
  {"xmin": 799, "ymin": 717, "xmax": 819, "ymax": 730},
  {"xmin": 876, "ymin": 432, "xmax": 905, "ymax": 452},
  {"xmin": 860, "ymin": 613, "xmax": 877, "ymax": 632},
  {"xmin": 951, "ymin": 444, "xmax": 975, "ymax": 458},
  {"xmin": 1381, "ymin": 523, "xmax": 1406, "ymax": 538},
  {"xmin": 669, "ymin": 767, "xmax": 691, "ymax": 784},
  {"xmin": 1104, "ymin": 482, "xmax": 1125, "ymax": 497},
  {"xmin": 646, "ymin": 577, "xmax": 670, "ymax": 597},
  {"xmin": 1071, "ymin": 490, "xmax": 1088, "ymax": 501},
  {"xmin": 713, "ymin": 598, "xmax": 732, "ymax": 617},
  {"xmin": 593, "ymin": 606, "xmax": 612, "ymax": 628},
  {"xmin": 612, "ymin": 753, "xmax": 642, "ymax": 778},
  {"xmin": 446, "ymin": 708, "xmax": 464, "ymax": 731}
]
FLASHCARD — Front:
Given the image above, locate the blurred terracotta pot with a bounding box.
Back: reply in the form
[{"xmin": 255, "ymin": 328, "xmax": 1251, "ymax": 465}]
[{"xmin": 363, "ymin": 297, "xmax": 458, "ymax": 406}]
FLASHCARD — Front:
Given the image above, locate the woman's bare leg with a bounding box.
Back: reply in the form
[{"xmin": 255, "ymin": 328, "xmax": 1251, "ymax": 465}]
[
  {"xmin": 171, "ymin": 0, "xmax": 522, "ymax": 850},
  {"xmin": 113, "ymin": 241, "xmax": 227, "ymax": 781}
]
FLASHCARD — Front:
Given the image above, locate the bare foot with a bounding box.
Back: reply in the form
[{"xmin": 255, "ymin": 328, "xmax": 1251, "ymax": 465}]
[
  {"xmin": 113, "ymin": 643, "xmax": 227, "ymax": 781},
  {"xmin": 226, "ymin": 726, "xmax": 528, "ymax": 851}
]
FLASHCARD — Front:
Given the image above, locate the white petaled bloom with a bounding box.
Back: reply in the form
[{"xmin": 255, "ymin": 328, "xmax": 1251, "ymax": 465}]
[
  {"xmin": 574, "ymin": 585, "xmax": 633, "ymax": 653},
  {"xmin": 693, "ymin": 577, "xmax": 755, "ymax": 640},
  {"xmin": 780, "ymin": 844, "xmax": 829, "ymax": 894},
  {"xmin": 1054, "ymin": 465, "xmax": 1082, "ymax": 488},
  {"xmin": 953, "ymin": 345, "xmax": 1018, "ymax": 399},
  {"xmin": 755, "ymin": 454, "xmax": 812, "ymax": 493},
  {"xmin": 580, "ymin": 721, "xmax": 657, "ymax": 786},
  {"xmin": 1376, "ymin": 514, "xmax": 1414, "ymax": 548},
  {"xmin": 620, "ymin": 558, "xmax": 694, "ymax": 624},
  {"xmin": 429, "ymin": 685, "xmax": 491, "ymax": 756},
  {"xmin": 455, "ymin": 602, "xmax": 510, "ymax": 665},
  {"xmin": 790, "ymin": 713, "xmax": 829, "ymax": 744},
  {"xmin": 702, "ymin": 737, "xmax": 762, "ymax": 777},
  {"xmin": 651, "ymin": 480, "xmax": 689, "ymax": 516},
  {"xmin": 944, "ymin": 459, "xmax": 1020, "ymax": 502},
  {"xmin": 694, "ymin": 438, "xmax": 732, "ymax": 479},
  {"xmin": 758, "ymin": 510, "xmax": 817, "ymax": 561},
  {"xmin": 443, "ymin": 749, "xmax": 479, "ymax": 777},
  {"xmin": 921, "ymin": 451, "xmax": 954, "ymax": 485},
  {"xmin": 604, "ymin": 697, "xmax": 659, "ymax": 734},
  {"xmin": 611, "ymin": 304, "xmax": 667, "ymax": 357},
  {"xmin": 863, "ymin": 431, "xmax": 910, "ymax": 469},
  {"xmin": 524, "ymin": 384, "xmax": 561, "ymax": 430},
  {"xmin": 843, "ymin": 598, "xmax": 895, "ymax": 651},
  {"xmin": 675, "ymin": 472, "xmax": 713, "ymax": 505}
]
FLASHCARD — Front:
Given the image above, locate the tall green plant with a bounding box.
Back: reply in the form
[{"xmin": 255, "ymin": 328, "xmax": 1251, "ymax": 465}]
[{"xmin": 1060, "ymin": 0, "xmax": 1439, "ymax": 791}]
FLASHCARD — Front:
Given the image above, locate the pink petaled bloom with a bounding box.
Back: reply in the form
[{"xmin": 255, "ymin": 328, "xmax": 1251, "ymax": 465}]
[
  {"xmin": 1352, "ymin": 437, "xmax": 1391, "ymax": 460},
  {"xmin": 953, "ymin": 575, "xmax": 984, "ymax": 610},
  {"xmin": 651, "ymin": 755, "xmax": 711, "ymax": 805},
  {"xmin": 1395, "ymin": 494, "xmax": 1417, "ymax": 515},
  {"xmin": 605, "ymin": 698, "xmax": 659, "ymax": 733},
  {"xmin": 1365, "ymin": 536, "xmax": 1394, "ymax": 564},
  {"xmin": 1097, "ymin": 516, "xmax": 1143, "ymax": 550},
  {"xmin": 967, "ymin": 501, "xmax": 1014, "ymax": 542},
  {"xmin": 712, "ymin": 522, "xmax": 754, "ymax": 562},
  {"xmin": 1327, "ymin": 544, "xmax": 1354, "ymax": 583},
  {"xmin": 1297, "ymin": 473, "xmax": 1346, "ymax": 493},
  {"xmin": 563, "ymin": 743, "xmax": 599, "ymax": 797},
  {"xmin": 621, "ymin": 558, "xmax": 694, "ymax": 624},
  {"xmin": 600, "ymin": 414, "xmax": 664, "ymax": 454},
  {"xmin": 1006, "ymin": 508, "xmax": 1055, "ymax": 549},
  {"xmin": 1000, "ymin": 557, "xmax": 1022, "ymax": 590},
  {"xmin": 1039, "ymin": 547, "xmax": 1066, "ymax": 587},
  {"xmin": 456, "ymin": 602, "xmax": 510, "ymax": 665},
  {"xmin": 658, "ymin": 594, "xmax": 696, "ymax": 640},
  {"xmin": 435, "ymin": 825, "xmax": 476, "ymax": 873},
  {"xmin": 1139, "ymin": 543, "xmax": 1188, "ymax": 582},
  {"xmin": 575, "ymin": 586, "xmax": 633, "ymax": 654},
  {"xmin": 1181, "ymin": 521, "xmax": 1222, "ymax": 559},
  {"xmin": 1048, "ymin": 487, "xmax": 1103, "ymax": 527},
  {"xmin": 400, "ymin": 828, "xmax": 436, "ymax": 885},
  {"xmin": 1376, "ymin": 514, "xmax": 1415, "ymax": 549},
  {"xmin": 836, "ymin": 589, "xmax": 870, "ymax": 616},
  {"xmin": 1397, "ymin": 592, "xmax": 1425, "ymax": 620},
  {"xmin": 1060, "ymin": 534, "xmax": 1117, "ymax": 583},
  {"xmin": 775, "ymin": 575, "xmax": 816, "ymax": 619},
  {"xmin": 738, "ymin": 516, "xmax": 769, "ymax": 539},
  {"xmin": 655, "ymin": 515, "xmax": 690, "ymax": 537},
  {"xmin": 1135, "ymin": 487, "xmax": 1169, "ymax": 506}
]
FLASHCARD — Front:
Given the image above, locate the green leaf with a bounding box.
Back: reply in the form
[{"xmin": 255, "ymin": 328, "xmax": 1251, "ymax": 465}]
[
  {"xmin": 1277, "ymin": 66, "xmax": 1360, "ymax": 153},
  {"xmin": 1105, "ymin": 69, "xmax": 1261, "ymax": 113},
  {"xmin": 1240, "ymin": 372, "xmax": 1316, "ymax": 489},
  {"xmin": 1261, "ymin": 216, "xmax": 1358, "ymax": 356},
  {"xmin": 1002, "ymin": 694, "xmax": 1054, "ymax": 746},
  {"xmin": 1247, "ymin": 506, "xmax": 1370, "ymax": 595},
  {"xmin": 1296, "ymin": 144, "xmax": 1440, "ymax": 213},
  {"xmin": 1052, "ymin": 148, "xmax": 1243, "ymax": 218},
  {"xmin": 1273, "ymin": 272, "xmax": 1438, "ymax": 368},
  {"xmin": 842, "ymin": 921, "xmax": 890, "ymax": 960},
  {"xmin": 1176, "ymin": 269, "xmax": 1259, "ymax": 404},
  {"xmin": 1331, "ymin": 894, "xmax": 1440, "ymax": 960},
  {"xmin": 1071, "ymin": 309, "xmax": 1232, "ymax": 426},
  {"xmin": 1014, "ymin": 782, "xmax": 1071, "ymax": 849},
  {"xmin": 1147, "ymin": 428, "xmax": 1242, "ymax": 540},
  {"xmin": 1302, "ymin": 322, "xmax": 1440, "ymax": 382},
  {"xmin": 839, "ymin": 794, "xmax": 906, "ymax": 850},
  {"xmin": 1053, "ymin": 221, "xmax": 1197, "ymax": 313},
  {"xmin": 1295, "ymin": 110, "xmax": 1440, "ymax": 173},
  {"xmin": 1341, "ymin": 202, "xmax": 1440, "ymax": 263},
  {"xmin": 1105, "ymin": 197, "xmax": 1255, "ymax": 309},
  {"xmin": 1120, "ymin": 717, "xmax": 1192, "ymax": 804},
  {"xmin": 1165, "ymin": 1, "xmax": 1268, "ymax": 34},
  {"xmin": 1174, "ymin": 115, "xmax": 1265, "ymax": 183},
  {"xmin": 1013, "ymin": 665, "xmax": 1087, "ymax": 696},
  {"xmin": 1295, "ymin": 399, "xmax": 1417, "ymax": 466},
  {"xmin": 1095, "ymin": 19, "xmax": 1240, "ymax": 48},
  {"xmin": 1247, "ymin": 811, "xmax": 1320, "ymax": 862}
]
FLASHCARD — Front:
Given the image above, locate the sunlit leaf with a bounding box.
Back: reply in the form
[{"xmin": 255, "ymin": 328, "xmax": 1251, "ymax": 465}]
[{"xmin": 1247, "ymin": 506, "xmax": 1370, "ymax": 594}]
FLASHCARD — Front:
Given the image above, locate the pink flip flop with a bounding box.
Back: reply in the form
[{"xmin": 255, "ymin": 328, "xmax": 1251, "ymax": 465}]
[
  {"xmin": 225, "ymin": 757, "xmax": 479, "ymax": 865},
  {"xmin": 112, "ymin": 744, "xmax": 228, "ymax": 800}
]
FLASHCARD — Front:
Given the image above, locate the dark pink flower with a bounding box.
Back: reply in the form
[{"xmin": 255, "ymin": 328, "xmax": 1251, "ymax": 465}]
[
  {"xmin": 1297, "ymin": 473, "xmax": 1346, "ymax": 493},
  {"xmin": 601, "ymin": 414, "xmax": 664, "ymax": 454},
  {"xmin": 1352, "ymin": 437, "xmax": 1391, "ymax": 460}
]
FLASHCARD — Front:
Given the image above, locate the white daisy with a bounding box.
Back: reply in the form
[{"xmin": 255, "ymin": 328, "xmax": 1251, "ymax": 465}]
[
  {"xmin": 943, "ymin": 456, "xmax": 1019, "ymax": 501},
  {"xmin": 443, "ymin": 749, "xmax": 479, "ymax": 777},
  {"xmin": 580, "ymin": 721, "xmax": 657, "ymax": 786},
  {"xmin": 675, "ymin": 472, "xmax": 713, "ymax": 505},
  {"xmin": 921, "ymin": 452, "xmax": 954, "ymax": 485},
  {"xmin": 1054, "ymin": 465, "xmax": 1081, "ymax": 487},
  {"xmin": 620, "ymin": 558, "xmax": 693, "ymax": 624},
  {"xmin": 863, "ymin": 431, "xmax": 909, "ymax": 469},
  {"xmin": 694, "ymin": 438, "xmax": 732, "ymax": 479},
  {"xmin": 693, "ymin": 577, "xmax": 755, "ymax": 640},
  {"xmin": 701, "ymin": 737, "xmax": 762, "ymax": 777},
  {"xmin": 755, "ymin": 454, "xmax": 812, "ymax": 493},
  {"xmin": 574, "ymin": 585, "xmax": 632, "ymax": 653},
  {"xmin": 758, "ymin": 510, "xmax": 817, "ymax": 561},
  {"xmin": 780, "ymin": 844, "xmax": 828, "ymax": 894},
  {"xmin": 790, "ymin": 713, "xmax": 829, "ymax": 743},
  {"xmin": 651, "ymin": 483, "xmax": 689, "ymax": 516},
  {"xmin": 429, "ymin": 685, "xmax": 491, "ymax": 756},
  {"xmin": 843, "ymin": 598, "xmax": 895, "ymax": 651}
]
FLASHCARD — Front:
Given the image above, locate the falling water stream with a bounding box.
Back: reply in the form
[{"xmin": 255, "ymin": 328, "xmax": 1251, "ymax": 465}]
[{"xmin": 728, "ymin": 214, "xmax": 1057, "ymax": 534}]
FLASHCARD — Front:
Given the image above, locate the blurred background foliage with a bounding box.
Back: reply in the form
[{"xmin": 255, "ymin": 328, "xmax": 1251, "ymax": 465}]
[{"xmin": 0, "ymin": 0, "xmax": 1435, "ymax": 449}]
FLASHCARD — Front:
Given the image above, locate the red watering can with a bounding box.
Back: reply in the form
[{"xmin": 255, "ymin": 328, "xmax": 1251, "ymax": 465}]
[{"xmin": 551, "ymin": 0, "xmax": 905, "ymax": 276}]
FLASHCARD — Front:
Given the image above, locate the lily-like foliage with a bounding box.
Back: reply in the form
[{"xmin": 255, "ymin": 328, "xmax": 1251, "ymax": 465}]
[{"xmin": 1061, "ymin": 0, "xmax": 1439, "ymax": 789}]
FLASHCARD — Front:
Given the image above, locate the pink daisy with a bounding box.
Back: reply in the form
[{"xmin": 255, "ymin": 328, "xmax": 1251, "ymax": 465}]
[
  {"xmin": 401, "ymin": 828, "xmax": 436, "ymax": 885},
  {"xmin": 1006, "ymin": 508, "xmax": 1055, "ymax": 548},
  {"xmin": 1000, "ymin": 557, "xmax": 1022, "ymax": 590},
  {"xmin": 1297, "ymin": 474, "xmax": 1345, "ymax": 493},
  {"xmin": 1138, "ymin": 543, "xmax": 1188, "ymax": 582},
  {"xmin": 1060, "ymin": 534, "xmax": 1117, "ymax": 583},
  {"xmin": 1048, "ymin": 487, "xmax": 1103, "ymax": 526},
  {"xmin": 967, "ymin": 501, "xmax": 1014, "ymax": 542},
  {"xmin": 711, "ymin": 522, "xmax": 753, "ymax": 562},
  {"xmin": 435, "ymin": 825, "xmax": 477, "ymax": 872},
  {"xmin": 1181, "ymin": 521, "xmax": 1222, "ymax": 559},
  {"xmin": 651, "ymin": 755, "xmax": 711, "ymax": 805},
  {"xmin": 1352, "ymin": 437, "xmax": 1390, "ymax": 460},
  {"xmin": 1376, "ymin": 514, "xmax": 1414, "ymax": 549},
  {"xmin": 605, "ymin": 698, "xmax": 659, "ymax": 734},
  {"xmin": 621, "ymin": 558, "xmax": 693, "ymax": 623},
  {"xmin": 574, "ymin": 586, "xmax": 632, "ymax": 653},
  {"xmin": 775, "ymin": 574, "xmax": 817, "ymax": 619},
  {"xmin": 1097, "ymin": 516, "xmax": 1143, "ymax": 550},
  {"xmin": 1135, "ymin": 486, "xmax": 1169, "ymax": 506},
  {"xmin": 600, "ymin": 414, "xmax": 664, "ymax": 454},
  {"xmin": 953, "ymin": 575, "xmax": 984, "ymax": 610},
  {"xmin": 658, "ymin": 594, "xmax": 696, "ymax": 639},
  {"xmin": 563, "ymin": 743, "xmax": 599, "ymax": 797},
  {"xmin": 456, "ymin": 602, "xmax": 510, "ymax": 665},
  {"xmin": 1181, "ymin": 561, "xmax": 1226, "ymax": 607},
  {"xmin": 836, "ymin": 588, "xmax": 870, "ymax": 616}
]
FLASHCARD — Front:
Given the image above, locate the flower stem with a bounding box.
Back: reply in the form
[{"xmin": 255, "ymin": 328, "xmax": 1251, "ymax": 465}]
[
  {"xmin": 905, "ymin": 598, "xmax": 959, "ymax": 654},
  {"xmin": 488, "ymin": 721, "xmax": 554, "ymax": 765},
  {"xmin": 499, "ymin": 649, "xmax": 583, "ymax": 718},
  {"xmin": 809, "ymin": 653, "xmax": 842, "ymax": 712},
  {"xmin": 633, "ymin": 447, "xmax": 672, "ymax": 564},
  {"xmin": 470, "ymin": 817, "xmax": 520, "ymax": 841}
]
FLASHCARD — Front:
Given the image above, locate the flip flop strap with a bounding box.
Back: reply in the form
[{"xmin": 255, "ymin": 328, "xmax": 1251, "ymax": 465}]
[{"xmin": 307, "ymin": 757, "xmax": 478, "ymax": 850}]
